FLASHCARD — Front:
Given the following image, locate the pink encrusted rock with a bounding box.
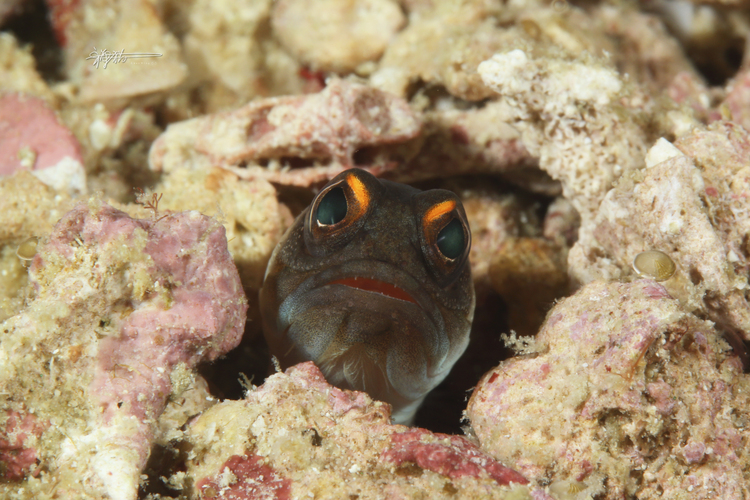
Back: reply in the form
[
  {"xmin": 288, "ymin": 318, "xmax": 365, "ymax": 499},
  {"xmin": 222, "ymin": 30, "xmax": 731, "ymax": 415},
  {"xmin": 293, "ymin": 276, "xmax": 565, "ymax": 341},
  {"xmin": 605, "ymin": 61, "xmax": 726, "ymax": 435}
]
[
  {"xmin": 185, "ymin": 362, "xmax": 531, "ymax": 499},
  {"xmin": 0, "ymin": 93, "xmax": 83, "ymax": 177},
  {"xmin": 382, "ymin": 428, "xmax": 528, "ymax": 487},
  {"xmin": 720, "ymin": 68, "xmax": 750, "ymax": 132},
  {"xmin": 80, "ymin": 206, "xmax": 246, "ymax": 429},
  {"xmin": 0, "ymin": 410, "xmax": 44, "ymax": 480},
  {"xmin": 468, "ymin": 280, "xmax": 750, "ymax": 500},
  {"xmin": 667, "ymin": 71, "xmax": 713, "ymax": 122},
  {"xmin": 579, "ymin": 125, "xmax": 750, "ymax": 340},
  {"xmin": 149, "ymin": 79, "xmax": 422, "ymax": 187},
  {"xmin": 0, "ymin": 201, "xmax": 247, "ymax": 499},
  {"xmin": 195, "ymin": 454, "xmax": 291, "ymax": 500}
]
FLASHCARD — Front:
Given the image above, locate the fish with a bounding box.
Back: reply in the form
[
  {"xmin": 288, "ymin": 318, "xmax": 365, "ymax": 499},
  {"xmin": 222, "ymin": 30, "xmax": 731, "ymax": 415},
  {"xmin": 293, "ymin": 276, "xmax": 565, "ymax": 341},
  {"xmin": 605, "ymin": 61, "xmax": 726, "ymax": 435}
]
[{"xmin": 259, "ymin": 168, "xmax": 475, "ymax": 424}]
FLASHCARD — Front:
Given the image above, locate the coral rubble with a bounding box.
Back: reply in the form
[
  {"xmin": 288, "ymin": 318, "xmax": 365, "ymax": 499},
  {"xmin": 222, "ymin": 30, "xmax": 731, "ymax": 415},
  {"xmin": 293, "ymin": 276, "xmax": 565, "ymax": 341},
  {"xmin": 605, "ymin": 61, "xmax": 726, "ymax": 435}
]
[
  {"xmin": 185, "ymin": 362, "xmax": 531, "ymax": 499},
  {"xmin": 47, "ymin": 0, "xmax": 187, "ymax": 104},
  {"xmin": 272, "ymin": 0, "xmax": 405, "ymax": 73},
  {"xmin": 577, "ymin": 124, "xmax": 750, "ymax": 340},
  {"xmin": 1, "ymin": 0, "xmax": 750, "ymax": 497},
  {"xmin": 149, "ymin": 79, "xmax": 422, "ymax": 187},
  {"xmin": 469, "ymin": 279, "xmax": 750, "ymax": 499},
  {"xmin": 0, "ymin": 202, "xmax": 246, "ymax": 499}
]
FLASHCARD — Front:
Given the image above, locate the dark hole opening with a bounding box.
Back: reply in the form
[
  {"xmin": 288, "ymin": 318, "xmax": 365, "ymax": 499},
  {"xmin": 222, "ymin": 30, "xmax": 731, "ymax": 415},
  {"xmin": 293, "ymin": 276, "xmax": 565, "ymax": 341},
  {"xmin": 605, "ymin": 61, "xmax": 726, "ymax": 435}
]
[
  {"xmin": 138, "ymin": 443, "xmax": 188, "ymax": 498},
  {"xmin": 691, "ymin": 37, "xmax": 745, "ymax": 87},
  {"xmin": 689, "ymin": 266, "xmax": 703, "ymax": 285},
  {"xmin": 3, "ymin": 0, "xmax": 64, "ymax": 83}
]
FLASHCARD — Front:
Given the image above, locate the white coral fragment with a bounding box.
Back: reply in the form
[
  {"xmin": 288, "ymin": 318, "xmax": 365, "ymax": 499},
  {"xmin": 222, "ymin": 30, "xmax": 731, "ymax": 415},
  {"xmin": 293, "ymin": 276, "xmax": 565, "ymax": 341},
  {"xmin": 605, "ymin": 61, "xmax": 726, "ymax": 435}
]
[
  {"xmin": 479, "ymin": 50, "xmax": 623, "ymax": 108},
  {"xmin": 645, "ymin": 137, "xmax": 685, "ymax": 168}
]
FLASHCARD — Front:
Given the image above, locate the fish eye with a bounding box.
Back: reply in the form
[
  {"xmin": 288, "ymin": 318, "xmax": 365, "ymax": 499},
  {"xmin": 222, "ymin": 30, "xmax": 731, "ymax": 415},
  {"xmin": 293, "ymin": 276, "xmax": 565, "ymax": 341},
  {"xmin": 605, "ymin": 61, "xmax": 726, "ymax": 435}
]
[
  {"xmin": 417, "ymin": 195, "xmax": 471, "ymax": 286},
  {"xmin": 316, "ymin": 186, "xmax": 347, "ymax": 226},
  {"xmin": 304, "ymin": 169, "xmax": 378, "ymax": 257},
  {"xmin": 436, "ymin": 218, "xmax": 465, "ymax": 260}
]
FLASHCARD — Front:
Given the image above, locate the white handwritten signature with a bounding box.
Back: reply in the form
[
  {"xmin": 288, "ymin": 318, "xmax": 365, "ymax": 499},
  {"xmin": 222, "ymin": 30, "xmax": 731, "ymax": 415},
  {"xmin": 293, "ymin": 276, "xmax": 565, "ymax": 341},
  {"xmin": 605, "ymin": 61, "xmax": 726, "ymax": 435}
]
[{"xmin": 85, "ymin": 48, "xmax": 163, "ymax": 69}]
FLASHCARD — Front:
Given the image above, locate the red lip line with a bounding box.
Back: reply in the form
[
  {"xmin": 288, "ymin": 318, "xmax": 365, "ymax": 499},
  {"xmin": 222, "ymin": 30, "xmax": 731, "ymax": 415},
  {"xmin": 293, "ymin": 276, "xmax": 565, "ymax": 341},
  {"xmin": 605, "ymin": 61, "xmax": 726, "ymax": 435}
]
[{"xmin": 328, "ymin": 277, "xmax": 418, "ymax": 304}]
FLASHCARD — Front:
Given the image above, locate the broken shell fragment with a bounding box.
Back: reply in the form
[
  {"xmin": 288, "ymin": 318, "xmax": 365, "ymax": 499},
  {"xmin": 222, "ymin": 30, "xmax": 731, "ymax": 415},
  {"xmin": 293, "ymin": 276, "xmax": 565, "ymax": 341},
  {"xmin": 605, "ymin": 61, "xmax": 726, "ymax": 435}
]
[
  {"xmin": 633, "ymin": 250, "xmax": 676, "ymax": 281},
  {"xmin": 15, "ymin": 237, "xmax": 38, "ymax": 262}
]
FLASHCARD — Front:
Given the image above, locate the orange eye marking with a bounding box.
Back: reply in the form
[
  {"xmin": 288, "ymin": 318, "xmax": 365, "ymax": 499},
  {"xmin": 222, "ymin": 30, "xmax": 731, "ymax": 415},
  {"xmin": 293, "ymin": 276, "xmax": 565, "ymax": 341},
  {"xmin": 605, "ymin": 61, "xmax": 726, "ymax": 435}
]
[
  {"xmin": 346, "ymin": 173, "xmax": 370, "ymax": 207},
  {"xmin": 424, "ymin": 200, "xmax": 456, "ymax": 225}
]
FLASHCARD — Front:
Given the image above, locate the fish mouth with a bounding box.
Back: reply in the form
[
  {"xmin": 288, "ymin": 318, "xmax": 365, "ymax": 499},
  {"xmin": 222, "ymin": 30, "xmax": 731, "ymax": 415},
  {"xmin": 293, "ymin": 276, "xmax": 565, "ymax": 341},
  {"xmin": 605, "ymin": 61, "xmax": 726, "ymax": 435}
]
[
  {"xmin": 277, "ymin": 259, "xmax": 448, "ymax": 376},
  {"xmin": 311, "ymin": 260, "xmax": 439, "ymax": 323},
  {"xmin": 326, "ymin": 277, "xmax": 418, "ymax": 304}
]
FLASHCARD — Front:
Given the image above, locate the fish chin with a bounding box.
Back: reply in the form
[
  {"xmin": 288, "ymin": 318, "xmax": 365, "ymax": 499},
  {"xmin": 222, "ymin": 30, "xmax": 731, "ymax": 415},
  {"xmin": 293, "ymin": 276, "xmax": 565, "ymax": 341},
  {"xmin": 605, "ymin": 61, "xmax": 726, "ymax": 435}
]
[
  {"xmin": 318, "ymin": 344, "xmax": 389, "ymax": 397},
  {"xmin": 317, "ymin": 342, "xmax": 428, "ymax": 425},
  {"xmin": 278, "ymin": 288, "xmax": 445, "ymax": 399}
]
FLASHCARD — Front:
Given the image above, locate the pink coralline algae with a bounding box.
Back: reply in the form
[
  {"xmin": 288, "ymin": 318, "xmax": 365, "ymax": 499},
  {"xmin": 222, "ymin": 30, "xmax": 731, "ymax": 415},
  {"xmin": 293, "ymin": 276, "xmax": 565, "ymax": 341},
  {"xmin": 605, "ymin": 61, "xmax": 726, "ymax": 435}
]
[
  {"xmin": 0, "ymin": 201, "xmax": 247, "ymax": 499},
  {"xmin": 149, "ymin": 79, "xmax": 422, "ymax": 186},
  {"xmin": 77, "ymin": 205, "xmax": 246, "ymax": 431},
  {"xmin": 468, "ymin": 279, "xmax": 750, "ymax": 499},
  {"xmin": 382, "ymin": 428, "xmax": 529, "ymax": 486},
  {"xmin": 0, "ymin": 93, "xmax": 82, "ymax": 175},
  {"xmin": 195, "ymin": 454, "xmax": 292, "ymax": 500},
  {"xmin": 0, "ymin": 411, "xmax": 44, "ymax": 481}
]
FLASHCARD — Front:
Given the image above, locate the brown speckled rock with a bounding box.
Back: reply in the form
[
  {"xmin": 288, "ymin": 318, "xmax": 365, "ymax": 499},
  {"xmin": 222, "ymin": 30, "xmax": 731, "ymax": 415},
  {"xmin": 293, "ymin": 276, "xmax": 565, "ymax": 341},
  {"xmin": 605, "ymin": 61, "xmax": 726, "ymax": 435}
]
[
  {"xmin": 371, "ymin": 18, "xmax": 520, "ymax": 102},
  {"xmin": 479, "ymin": 48, "xmax": 649, "ymax": 241},
  {"xmin": 489, "ymin": 237, "xmax": 569, "ymax": 336}
]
